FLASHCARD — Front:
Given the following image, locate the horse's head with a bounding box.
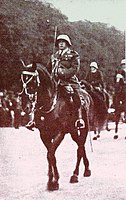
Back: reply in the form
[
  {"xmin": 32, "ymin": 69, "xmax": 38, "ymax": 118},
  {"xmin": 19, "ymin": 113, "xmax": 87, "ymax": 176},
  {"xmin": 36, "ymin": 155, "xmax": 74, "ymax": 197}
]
[
  {"xmin": 20, "ymin": 62, "xmax": 56, "ymax": 111},
  {"xmin": 19, "ymin": 63, "xmax": 39, "ymax": 100}
]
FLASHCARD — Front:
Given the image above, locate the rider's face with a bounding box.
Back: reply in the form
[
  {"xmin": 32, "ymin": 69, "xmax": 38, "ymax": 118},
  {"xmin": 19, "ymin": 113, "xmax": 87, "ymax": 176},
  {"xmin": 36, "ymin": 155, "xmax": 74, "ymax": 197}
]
[
  {"xmin": 58, "ymin": 40, "xmax": 67, "ymax": 50},
  {"xmin": 121, "ymin": 64, "xmax": 126, "ymax": 69},
  {"xmin": 90, "ymin": 66, "xmax": 97, "ymax": 73}
]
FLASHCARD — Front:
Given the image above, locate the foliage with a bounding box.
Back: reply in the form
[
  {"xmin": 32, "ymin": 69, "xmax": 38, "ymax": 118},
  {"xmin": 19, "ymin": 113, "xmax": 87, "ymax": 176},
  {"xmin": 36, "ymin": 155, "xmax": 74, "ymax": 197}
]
[{"xmin": 0, "ymin": 0, "xmax": 124, "ymax": 92}]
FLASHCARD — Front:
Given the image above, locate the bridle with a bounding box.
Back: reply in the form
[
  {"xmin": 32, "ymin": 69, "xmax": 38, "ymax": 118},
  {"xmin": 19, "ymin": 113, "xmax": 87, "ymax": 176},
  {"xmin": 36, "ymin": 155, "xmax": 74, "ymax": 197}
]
[
  {"xmin": 19, "ymin": 67, "xmax": 57, "ymax": 115},
  {"xmin": 19, "ymin": 70, "xmax": 40, "ymax": 100}
]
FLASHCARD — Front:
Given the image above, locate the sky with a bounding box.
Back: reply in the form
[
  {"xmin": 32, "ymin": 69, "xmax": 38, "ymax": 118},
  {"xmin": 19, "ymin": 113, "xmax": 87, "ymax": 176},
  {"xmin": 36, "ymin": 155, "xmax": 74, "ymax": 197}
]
[{"xmin": 43, "ymin": 0, "xmax": 126, "ymax": 31}]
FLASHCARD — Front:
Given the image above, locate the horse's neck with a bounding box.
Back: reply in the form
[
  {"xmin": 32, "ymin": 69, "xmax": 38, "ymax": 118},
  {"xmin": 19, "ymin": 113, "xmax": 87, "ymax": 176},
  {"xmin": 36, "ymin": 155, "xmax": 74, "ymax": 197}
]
[{"xmin": 37, "ymin": 69, "xmax": 57, "ymax": 111}]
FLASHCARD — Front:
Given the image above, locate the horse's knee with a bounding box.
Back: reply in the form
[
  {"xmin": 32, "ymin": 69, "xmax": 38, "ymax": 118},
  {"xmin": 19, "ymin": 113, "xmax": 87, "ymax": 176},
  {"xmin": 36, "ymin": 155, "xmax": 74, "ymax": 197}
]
[{"xmin": 77, "ymin": 146, "xmax": 84, "ymax": 157}]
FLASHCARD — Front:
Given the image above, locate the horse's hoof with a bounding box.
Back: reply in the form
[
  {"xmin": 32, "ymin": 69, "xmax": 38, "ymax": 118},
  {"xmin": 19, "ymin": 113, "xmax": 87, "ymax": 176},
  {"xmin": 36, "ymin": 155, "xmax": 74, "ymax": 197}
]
[
  {"xmin": 70, "ymin": 175, "xmax": 78, "ymax": 183},
  {"xmin": 114, "ymin": 135, "xmax": 118, "ymax": 139},
  {"xmin": 93, "ymin": 137, "xmax": 97, "ymax": 140},
  {"xmin": 106, "ymin": 127, "xmax": 111, "ymax": 131},
  {"xmin": 97, "ymin": 134, "xmax": 100, "ymax": 138},
  {"xmin": 125, "ymin": 136, "xmax": 126, "ymax": 139},
  {"xmin": 47, "ymin": 181, "xmax": 59, "ymax": 191},
  {"xmin": 84, "ymin": 169, "xmax": 91, "ymax": 177}
]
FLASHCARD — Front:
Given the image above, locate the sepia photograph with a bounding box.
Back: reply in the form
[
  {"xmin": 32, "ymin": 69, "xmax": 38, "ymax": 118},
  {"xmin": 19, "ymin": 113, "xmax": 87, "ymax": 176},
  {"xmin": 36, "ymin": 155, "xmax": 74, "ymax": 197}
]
[{"xmin": 0, "ymin": 0, "xmax": 126, "ymax": 199}]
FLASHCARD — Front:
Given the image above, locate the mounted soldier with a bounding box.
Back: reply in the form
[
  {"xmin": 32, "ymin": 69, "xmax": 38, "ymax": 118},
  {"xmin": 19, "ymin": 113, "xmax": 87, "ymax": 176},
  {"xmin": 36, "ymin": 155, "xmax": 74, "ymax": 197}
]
[
  {"xmin": 86, "ymin": 62, "xmax": 104, "ymax": 89},
  {"xmin": 113, "ymin": 59, "xmax": 126, "ymax": 110},
  {"xmin": 115, "ymin": 59, "xmax": 126, "ymax": 92},
  {"xmin": 85, "ymin": 61, "xmax": 107, "ymax": 102},
  {"xmin": 47, "ymin": 34, "xmax": 85, "ymax": 129}
]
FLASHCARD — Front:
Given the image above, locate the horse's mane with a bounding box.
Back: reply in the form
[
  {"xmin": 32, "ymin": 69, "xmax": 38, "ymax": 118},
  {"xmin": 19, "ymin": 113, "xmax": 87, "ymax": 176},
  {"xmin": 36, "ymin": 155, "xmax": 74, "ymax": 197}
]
[
  {"xmin": 34, "ymin": 63, "xmax": 57, "ymax": 110},
  {"xmin": 36, "ymin": 63, "xmax": 55, "ymax": 94}
]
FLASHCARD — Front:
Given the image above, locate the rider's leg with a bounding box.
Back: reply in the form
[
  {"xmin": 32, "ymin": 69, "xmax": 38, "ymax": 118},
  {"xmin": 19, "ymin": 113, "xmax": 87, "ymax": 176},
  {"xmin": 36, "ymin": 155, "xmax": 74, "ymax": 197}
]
[{"xmin": 73, "ymin": 89, "xmax": 85, "ymax": 129}]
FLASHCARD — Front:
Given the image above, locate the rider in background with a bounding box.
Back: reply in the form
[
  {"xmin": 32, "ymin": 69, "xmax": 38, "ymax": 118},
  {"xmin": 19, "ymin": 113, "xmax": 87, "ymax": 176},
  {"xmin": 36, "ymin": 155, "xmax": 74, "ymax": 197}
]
[
  {"xmin": 114, "ymin": 59, "xmax": 126, "ymax": 89},
  {"xmin": 113, "ymin": 59, "xmax": 126, "ymax": 107},
  {"xmin": 47, "ymin": 34, "xmax": 85, "ymax": 129},
  {"xmin": 85, "ymin": 61, "xmax": 105, "ymax": 97}
]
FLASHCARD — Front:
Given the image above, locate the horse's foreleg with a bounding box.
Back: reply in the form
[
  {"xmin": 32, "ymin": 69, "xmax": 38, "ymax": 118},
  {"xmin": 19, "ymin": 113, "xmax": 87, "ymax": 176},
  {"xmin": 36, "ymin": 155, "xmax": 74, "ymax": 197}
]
[
  {"xmin": 47, "ymin": 133, "xmax": 65, "ymax": 190},
  {"xmin": 114, "ymin": 121, "xmax": 119, "ymax": 139},
  {"xmin": 114, "ymin": 113, "xmax": 120, "ymax": 139},
  {"xmin": 106, "ymin": 118, "xmax": 111, "ymax": 131},
  {"xmin": 39, "ymin": 133, "xmax": 57, "ymax": 191},
  {"xmin": 47, "ymin": 152, "xmax": 53, "ymax": 182},
  {"xmin": 47, "ymin": 150, "xmax": 59, "ymax": 191}
]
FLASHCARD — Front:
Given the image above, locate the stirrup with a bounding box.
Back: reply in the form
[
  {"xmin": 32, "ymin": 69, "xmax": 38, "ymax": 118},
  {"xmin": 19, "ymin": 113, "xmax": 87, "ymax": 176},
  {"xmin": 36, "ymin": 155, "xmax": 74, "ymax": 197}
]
[{"xmin": 75, "ymin": 118, "xmax": 85, "ymax": 129}]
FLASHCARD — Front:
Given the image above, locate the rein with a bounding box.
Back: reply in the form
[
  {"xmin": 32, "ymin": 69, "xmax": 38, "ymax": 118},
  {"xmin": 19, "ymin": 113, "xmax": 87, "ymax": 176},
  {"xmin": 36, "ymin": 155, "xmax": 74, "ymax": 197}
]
[{"xmin": 38, "ymin": 92, "xmax": 57, "ymax": 114}]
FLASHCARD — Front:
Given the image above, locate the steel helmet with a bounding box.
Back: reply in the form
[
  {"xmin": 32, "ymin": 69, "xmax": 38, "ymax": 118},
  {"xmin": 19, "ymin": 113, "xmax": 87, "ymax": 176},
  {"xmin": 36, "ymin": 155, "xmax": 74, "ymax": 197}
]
[
  {"xmin": 90, "ymin": 61, "xmax": 98, "ymax": 69},
  {"xmin": 121, "ymin": 59, "xmax": 126, "ymax": 65},
  {"xmin": 56, "ymin": 34, "xmax": 72, "ymax": 46}
]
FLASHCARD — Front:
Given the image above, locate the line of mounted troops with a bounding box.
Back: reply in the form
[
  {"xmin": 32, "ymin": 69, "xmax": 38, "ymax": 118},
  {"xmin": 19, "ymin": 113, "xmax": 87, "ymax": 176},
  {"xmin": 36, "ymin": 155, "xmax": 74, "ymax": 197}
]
[{"xmin": 0, "ymin": 34, "xmax": 125, "ymax": 128}]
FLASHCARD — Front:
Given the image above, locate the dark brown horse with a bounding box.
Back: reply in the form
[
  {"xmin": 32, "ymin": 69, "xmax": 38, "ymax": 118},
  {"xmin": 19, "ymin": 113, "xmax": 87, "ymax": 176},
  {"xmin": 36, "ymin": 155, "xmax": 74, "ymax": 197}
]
[
  {"xmin": 91, "ymin": 87, "xmax": 110, "ymax": 140},
  {"xmin": 80, "ymin": 80, "xmax": 109, "ymax": 140},
  {"xmin": 20, "ymin": 63, "xmax": 109, "ymax": 191},
  {"xmin": 113, "ymin": 76, "xmax": 126, "ymax": 139}
]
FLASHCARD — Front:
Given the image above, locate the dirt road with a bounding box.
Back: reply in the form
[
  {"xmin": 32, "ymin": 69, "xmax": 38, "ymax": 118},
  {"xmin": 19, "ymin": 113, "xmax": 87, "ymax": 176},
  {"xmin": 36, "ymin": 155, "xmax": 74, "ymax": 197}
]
[{"xmin": 0, "ymin": 123, "xmax": 126, "ymax": 200}]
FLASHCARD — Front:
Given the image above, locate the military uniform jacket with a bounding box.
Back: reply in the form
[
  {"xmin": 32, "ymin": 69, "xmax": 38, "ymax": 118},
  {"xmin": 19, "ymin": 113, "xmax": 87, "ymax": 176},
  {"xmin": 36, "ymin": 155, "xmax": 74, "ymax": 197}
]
[
  {"xmin": 47, "ymin": 48, "xmax": 80, "ymax": 86},
  {"xmin": 85, "ymin": 70, "xmax": 104, "ymax": 88}
]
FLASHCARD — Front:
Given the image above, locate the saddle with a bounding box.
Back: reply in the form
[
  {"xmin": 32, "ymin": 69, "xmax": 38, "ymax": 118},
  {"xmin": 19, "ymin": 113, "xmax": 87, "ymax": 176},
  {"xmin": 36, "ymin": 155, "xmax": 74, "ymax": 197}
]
[
  {"xmin": 58, "ymin": 84, "xmax": 82, "ymax": 108},
  {"xmin": 93, "ymin": 88, "xmax": 105, "ymax": 101},
  {"xmin": 58, "ymin": 84, "xmax": 86, "ymax": 129}
]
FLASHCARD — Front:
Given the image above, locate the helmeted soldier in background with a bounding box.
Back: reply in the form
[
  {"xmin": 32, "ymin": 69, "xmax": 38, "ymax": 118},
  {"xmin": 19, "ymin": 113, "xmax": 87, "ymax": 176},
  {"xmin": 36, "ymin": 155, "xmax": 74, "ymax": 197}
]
[
  {"xmin": 85, "ymin": 61, "xmax": 104, "ymax": 90},
  {"xmin": 113, "ymin": 59, "xmax": 126, "ymax": 109},
  {"xmin": 47, "ymin": 34, "xmax": 85, "ymax": 129},
  {"xmin": 85, "ymin": 61, "xmax": 108, "ymax": 104},
  {"xmin": 115, "ymin": 59, "xmax": 126, "ymax": 88}
]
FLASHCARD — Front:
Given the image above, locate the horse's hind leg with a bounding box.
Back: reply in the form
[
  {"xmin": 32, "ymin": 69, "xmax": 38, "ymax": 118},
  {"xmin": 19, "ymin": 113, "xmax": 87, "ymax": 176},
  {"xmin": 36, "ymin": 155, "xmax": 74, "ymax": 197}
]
[
  {"xmin": 83, "ymin": 146, "xmax": 91, "ymax": 177},
  {"xmin": 93, "ymin": 127, "xmax": 101, "ymax": 140},
  {"xmin": 69, "ymin": 129, "xmax": 82, "ymax": 183},
  {"xmin": 70, "ymin": 128, "xmax": 91, "ymax": 183},
  {"xmin": 70, "ymin": 144, "xmax": 83, "ymax": 183}
]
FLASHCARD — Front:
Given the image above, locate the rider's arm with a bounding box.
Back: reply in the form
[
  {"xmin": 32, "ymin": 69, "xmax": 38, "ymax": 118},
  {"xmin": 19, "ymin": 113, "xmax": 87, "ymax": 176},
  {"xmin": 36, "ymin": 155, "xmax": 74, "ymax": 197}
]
[{"xmin": 57, "ymin": 51, "xmax": 80, "ymax": 80}]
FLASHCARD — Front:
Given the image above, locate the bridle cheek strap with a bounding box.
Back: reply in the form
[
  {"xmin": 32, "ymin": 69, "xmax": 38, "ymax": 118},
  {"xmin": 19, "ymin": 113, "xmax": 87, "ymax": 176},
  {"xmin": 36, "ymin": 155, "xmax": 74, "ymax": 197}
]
[{"xmin": 19, "ymin": 70, "xmax": 40, "ymax": 96}]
